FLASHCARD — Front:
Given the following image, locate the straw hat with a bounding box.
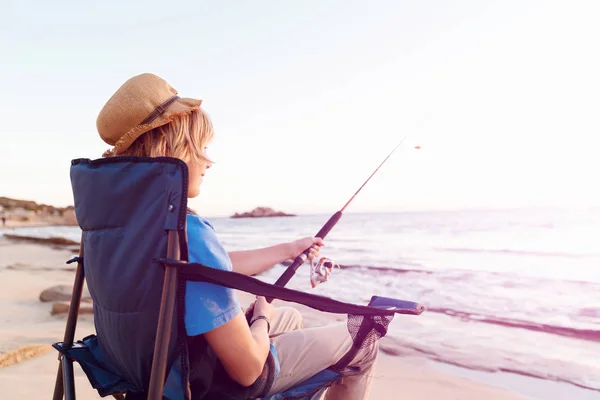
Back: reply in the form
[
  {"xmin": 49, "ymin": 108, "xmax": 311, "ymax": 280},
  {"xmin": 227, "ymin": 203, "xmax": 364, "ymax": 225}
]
[{"xmin": 97, "ymin": 73, "xmax": 202, "ymax": 156}]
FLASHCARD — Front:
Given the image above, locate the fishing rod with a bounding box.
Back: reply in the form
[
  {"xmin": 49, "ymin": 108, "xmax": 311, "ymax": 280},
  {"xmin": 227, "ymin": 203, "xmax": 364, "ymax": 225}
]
[{"xmin": 267, "ymin": 137, "xmax": 408, "ymax": 302}]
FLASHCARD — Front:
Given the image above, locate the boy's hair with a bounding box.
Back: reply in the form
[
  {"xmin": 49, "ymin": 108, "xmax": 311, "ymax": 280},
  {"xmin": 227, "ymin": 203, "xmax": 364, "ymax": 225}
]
[{"xmin": 106, "ymin": 109, "xmax": 214, "ymax": 164}]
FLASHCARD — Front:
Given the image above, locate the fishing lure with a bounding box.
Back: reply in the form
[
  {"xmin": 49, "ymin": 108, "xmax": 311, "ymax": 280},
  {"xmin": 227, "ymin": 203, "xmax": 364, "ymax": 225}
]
[{"xmin": 310, "ymin": 257, "xmax": 340, "ymax": 288}]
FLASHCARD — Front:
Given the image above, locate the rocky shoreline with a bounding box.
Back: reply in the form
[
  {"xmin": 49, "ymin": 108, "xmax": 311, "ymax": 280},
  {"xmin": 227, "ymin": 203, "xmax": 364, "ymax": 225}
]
[{"xmin": 0, "ymin": 197, "xmax": 77, "ymax": 227}]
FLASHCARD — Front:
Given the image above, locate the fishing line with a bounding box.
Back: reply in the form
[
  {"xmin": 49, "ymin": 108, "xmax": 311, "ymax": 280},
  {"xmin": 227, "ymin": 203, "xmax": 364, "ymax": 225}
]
[{"xmin": 267, "ymin": 137, "xmax": 418, "ymax": 301}]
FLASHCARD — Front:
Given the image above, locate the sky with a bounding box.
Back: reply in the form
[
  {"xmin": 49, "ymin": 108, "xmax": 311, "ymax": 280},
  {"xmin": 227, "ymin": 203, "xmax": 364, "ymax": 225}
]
[{"xmin": 1, "ymin": 0, "xmax": 599, "ymax": 216}]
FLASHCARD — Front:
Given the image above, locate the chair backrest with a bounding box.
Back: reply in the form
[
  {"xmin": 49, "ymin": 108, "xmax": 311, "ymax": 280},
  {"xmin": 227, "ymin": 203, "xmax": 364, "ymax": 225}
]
[{"xmin": 70, "ymin": 157, "xmax": 189, "ymax": 392}]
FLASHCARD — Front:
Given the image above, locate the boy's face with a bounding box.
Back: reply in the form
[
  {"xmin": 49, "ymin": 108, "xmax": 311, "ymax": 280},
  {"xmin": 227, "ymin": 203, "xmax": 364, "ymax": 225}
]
[{"xmin": 187, "ymin": 155, "xmax": 212, "ymax": 198}]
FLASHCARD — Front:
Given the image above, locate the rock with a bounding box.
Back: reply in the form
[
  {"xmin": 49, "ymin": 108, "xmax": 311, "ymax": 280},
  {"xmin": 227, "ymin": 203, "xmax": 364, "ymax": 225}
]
[
  {"xmin": 39, "ymin": 284, "xmax": 91, "ymax": 302},
  {"xmin": 231, "ymin": 207, "xmax": 296, "ymax": 219},
  {"xmin": 51, "ymin": 301, "xmax": 94, "ymax": 316},
  {"xmin": 4, "ymin": 234, "xmax": 79, "ymax": 247},
  {"xmin": 39, "ymin": 285, "xmax": 72, "ymax": 302}
]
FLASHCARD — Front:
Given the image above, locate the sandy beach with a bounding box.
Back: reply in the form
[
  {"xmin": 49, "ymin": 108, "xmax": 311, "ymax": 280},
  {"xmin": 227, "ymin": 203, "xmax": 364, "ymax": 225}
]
[{"xmin": 0, "ymin": 227, "xmax": 537, "ymax": 400}]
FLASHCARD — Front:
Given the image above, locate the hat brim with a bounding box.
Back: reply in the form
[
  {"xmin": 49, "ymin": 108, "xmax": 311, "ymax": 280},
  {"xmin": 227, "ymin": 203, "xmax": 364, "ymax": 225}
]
[{"xmin": 105, "ymin": 97, "xmax": 202, "ymax": 156}]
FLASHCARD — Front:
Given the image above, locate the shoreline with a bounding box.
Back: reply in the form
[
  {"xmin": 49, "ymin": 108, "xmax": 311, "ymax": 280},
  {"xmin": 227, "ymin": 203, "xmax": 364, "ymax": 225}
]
[
  {"xmin": 0, "ymin": 236, "xmax": 527, "ymax": 399},
  {"xmin": 4, "ymin": 230, "xmax": 598, "ymax": 347},
  {"xmin": 0, "ymin": 232, "xmax": 597, "ymax": 399},
  {"xmin": 4, "ymin": 232, "xmax": 598, "ymax": 393}
]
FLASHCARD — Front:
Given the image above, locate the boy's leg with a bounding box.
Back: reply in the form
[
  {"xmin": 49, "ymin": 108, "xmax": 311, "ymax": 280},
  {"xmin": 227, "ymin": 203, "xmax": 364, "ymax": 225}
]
[
  {"xmin": 269, "ymin": 307, "xmax": 304, "ymax": 336},
  {"xmin": 267, "ymin": 322, "xmax": 378, "ymax": 400}
]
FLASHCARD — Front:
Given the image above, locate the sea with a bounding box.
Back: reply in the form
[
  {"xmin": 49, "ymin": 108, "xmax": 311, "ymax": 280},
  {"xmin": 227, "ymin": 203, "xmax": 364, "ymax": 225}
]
[{"xmin": 3, "ymin": 207, "xmax": 600, "ymax": 397}]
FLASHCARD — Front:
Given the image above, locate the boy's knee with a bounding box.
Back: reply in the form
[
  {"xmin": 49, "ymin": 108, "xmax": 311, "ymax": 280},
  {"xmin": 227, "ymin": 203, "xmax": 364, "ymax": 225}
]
[
  {"xmin": 279, "ymin": 307, "xmax": 304, "ymax": 329},
  {"xmin": 288, "ymin": 307, "xmax": 303, "ymax": 328}
]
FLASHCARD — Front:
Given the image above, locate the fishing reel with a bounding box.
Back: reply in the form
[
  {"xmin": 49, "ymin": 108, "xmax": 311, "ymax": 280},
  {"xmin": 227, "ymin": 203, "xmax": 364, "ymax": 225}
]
[{"xmin": 309, "ymin": 256, "xmax": 340, "ymax": 288}]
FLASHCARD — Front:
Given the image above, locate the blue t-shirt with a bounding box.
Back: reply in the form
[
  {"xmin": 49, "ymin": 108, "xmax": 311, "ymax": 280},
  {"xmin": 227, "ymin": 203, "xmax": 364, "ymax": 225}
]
[
  {"xmin": 184, "ymin": 215, "xmax": 241, "ymax": 335},
  {"xmin": 184, "ymin": 214, "xmax": 280, "ymax": 379}
]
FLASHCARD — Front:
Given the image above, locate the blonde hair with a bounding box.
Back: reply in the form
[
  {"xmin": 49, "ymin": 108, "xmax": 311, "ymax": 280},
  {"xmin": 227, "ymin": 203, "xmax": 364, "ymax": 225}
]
[{"xmin": 107, "ymin": 109, "xmax": 214, "ymax": 164}]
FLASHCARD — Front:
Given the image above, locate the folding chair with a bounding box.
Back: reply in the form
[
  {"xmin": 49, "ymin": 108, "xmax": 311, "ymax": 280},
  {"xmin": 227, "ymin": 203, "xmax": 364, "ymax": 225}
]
[{"xmin": 51, "ymin": 157, "xmax": 424, "ymax": 400}]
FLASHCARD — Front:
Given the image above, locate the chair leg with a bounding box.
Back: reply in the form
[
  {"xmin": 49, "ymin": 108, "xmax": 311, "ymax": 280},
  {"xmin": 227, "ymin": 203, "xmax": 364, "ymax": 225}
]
[
  {"xmin": 62, "ymin": 355, "xmax": 76, "ymax": 400},
  {"xmin": 147, "ymin": 230, "xmax": 181, "ymax": 400},
  {"xmin": 52, "ymin": 363, "xmax": 64, "ymax": 400},
  {"xmin": 53, "ymin": 242, "xmax": 86, "ymax": 400}
]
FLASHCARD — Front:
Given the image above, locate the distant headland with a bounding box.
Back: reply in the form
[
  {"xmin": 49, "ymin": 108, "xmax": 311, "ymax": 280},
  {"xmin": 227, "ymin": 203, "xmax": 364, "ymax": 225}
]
[
  {"xmin": 0, "ymin": 197, "xmax": 77, "ymax": 226},
  {"xmin": 230, "ymin": 207, "xmax": 296, "ymax": 219}
]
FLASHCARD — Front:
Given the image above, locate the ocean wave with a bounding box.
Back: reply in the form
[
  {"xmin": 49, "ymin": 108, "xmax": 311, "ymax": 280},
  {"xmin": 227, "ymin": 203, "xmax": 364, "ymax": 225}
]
[
  {"xmin": 426, "ymin": 307, "xmax": 600, "ymax": 342},
  {"xmin": 438, "ymin": 247, "xmax": 599, "ymax": 258},
  {"xmin": 280, "ymin": 260, "xmax": 430, "ymax": 273},
  {"xmin": 272, "ymin": 261, "xmax": 600, "ymax": 340},
  {"xmin": 339, "ymin": 263, "xmax": 430, "ymax": 274}
]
